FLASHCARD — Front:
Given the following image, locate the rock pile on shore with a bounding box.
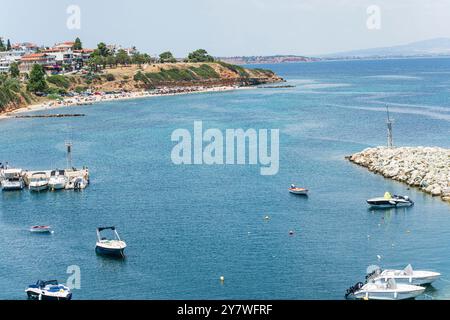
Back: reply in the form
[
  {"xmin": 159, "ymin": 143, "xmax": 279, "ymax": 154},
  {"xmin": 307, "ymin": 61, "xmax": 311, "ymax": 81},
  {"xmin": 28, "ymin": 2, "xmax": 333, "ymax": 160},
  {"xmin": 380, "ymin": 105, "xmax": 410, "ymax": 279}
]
[{"xmin": 348, "ymin": 147, "xmax": 450, "ymax": 203}]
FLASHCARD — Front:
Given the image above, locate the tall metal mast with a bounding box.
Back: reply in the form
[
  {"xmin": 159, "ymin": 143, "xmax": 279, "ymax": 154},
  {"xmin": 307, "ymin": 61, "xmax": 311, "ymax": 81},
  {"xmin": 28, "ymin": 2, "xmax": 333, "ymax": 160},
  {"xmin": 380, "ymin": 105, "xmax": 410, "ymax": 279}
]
[
  {"xmin": 386, "ymin": 105, "xmax": 394, "ymax": 148},
  {"xmin": 65, "ymin": 141, "xmax": 73, "ymax": 169}
]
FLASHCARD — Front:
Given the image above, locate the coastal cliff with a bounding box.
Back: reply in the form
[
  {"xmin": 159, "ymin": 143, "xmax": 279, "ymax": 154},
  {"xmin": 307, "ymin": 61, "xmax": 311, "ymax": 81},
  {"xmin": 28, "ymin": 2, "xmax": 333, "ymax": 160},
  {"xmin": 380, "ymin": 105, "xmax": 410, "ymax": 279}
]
[
  {"xmin": 348, "ymin": 147, "xmax": 450, "ymax": 203},
  {"xmin": 0, "ymin": 62, "xmax": 283, "ymax": 115},
  {"xmin": 67, "ymin": 62, "xmax": 282, "ymax": 93}
]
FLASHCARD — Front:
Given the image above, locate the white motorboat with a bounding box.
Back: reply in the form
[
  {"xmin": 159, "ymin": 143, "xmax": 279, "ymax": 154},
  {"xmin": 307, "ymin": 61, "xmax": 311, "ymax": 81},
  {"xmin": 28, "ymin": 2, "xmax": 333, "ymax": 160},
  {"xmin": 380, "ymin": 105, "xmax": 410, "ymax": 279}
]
[
  {"xmin": 48, "ymin": 170, "xmax": 68, "ymax": 191},
  {"xmin": 367, "ymin": 264, "xmax": 440, "ymax": 286},
  {"xmin": 95, "ymin": 226, "xmax": 127, "ymax": 258},
  {"xmin": 29, "ymin": 225, "xmax": 52, "ymax": 234},
  {"xmin": 66, "ymin": 176, "xmax": 88, "ymax": 190},
  {"xmin": 29, "ymin": 172, "xmax": 49, "ymax": 192},
  {"xmin": 367, "ymin": 192, "xmax": 414, "ymax": 208},
  {"xmin": 1, "ymin": 168, "xmax": 24, "ymax": 191},
  {"xmin": 25, "ymin": 280, "xmax": 72, "ymax": 300},
  {"xmin": 288, "ymin": 184, "xmax": 308, "ymax": 195},
  {"xmin": 345, "ymin": 279, "xmax": 425, "ymax": 300}
]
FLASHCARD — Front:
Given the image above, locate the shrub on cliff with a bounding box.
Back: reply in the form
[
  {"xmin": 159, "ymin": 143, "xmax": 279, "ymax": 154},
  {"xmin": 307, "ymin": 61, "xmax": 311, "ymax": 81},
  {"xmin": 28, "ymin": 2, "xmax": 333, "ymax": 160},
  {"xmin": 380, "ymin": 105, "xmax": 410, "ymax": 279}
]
[
  {"xmin": 188, "ymin": 64, "xmax": 220, "ymax": 79},
  {"xmin": 105, "ymin": 74, "xmax": 116, "ymax": 81},
  {"xmin": 47, "ymin": 75, "xmax": 71, "ymax": 89},
  {"xmin": 216, "ymin": 61, "xmax": 249, "ymax": 77}
]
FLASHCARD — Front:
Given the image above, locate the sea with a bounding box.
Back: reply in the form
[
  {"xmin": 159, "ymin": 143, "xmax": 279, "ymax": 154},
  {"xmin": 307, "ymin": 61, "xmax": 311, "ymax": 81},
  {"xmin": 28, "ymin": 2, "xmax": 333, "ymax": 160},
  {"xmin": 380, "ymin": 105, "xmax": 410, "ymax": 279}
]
[{"xmin": 0, "ymin": 58, "xmax": 450, "ymax": 300}]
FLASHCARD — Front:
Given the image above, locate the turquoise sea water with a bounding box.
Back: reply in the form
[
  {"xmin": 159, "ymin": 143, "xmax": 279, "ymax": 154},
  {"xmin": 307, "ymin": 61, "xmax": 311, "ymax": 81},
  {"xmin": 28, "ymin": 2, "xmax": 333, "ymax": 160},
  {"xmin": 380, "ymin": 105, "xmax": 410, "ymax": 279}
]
[{"xmin": 0, "ymin": 58, "xmax": 450, "ymax": 300}]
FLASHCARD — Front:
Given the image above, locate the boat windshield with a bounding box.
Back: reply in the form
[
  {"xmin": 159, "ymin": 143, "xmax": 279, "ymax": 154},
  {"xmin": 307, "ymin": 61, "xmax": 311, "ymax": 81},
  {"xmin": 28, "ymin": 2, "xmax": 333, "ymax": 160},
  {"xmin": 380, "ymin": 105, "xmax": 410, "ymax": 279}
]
[
  {"xmin": 386, "ymin": 278, "xmax": 397, "ymax": 289},
  {"xmin": 404, "ymin": 264, "xmax": 414, "ymax": 276}
]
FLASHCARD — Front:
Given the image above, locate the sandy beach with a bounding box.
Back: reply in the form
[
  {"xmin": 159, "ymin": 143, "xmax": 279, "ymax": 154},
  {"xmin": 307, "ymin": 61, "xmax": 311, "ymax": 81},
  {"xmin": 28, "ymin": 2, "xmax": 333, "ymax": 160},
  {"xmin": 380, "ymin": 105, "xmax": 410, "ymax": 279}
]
[{"xmin": 0, "ymin": 85, "xmax": 246, "ymax": 121}]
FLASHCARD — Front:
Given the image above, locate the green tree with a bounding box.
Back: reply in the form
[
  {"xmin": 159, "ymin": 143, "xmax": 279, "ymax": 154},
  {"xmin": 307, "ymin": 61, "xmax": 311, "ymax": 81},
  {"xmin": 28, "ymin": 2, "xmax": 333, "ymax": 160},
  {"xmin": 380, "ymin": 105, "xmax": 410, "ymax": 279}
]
[
  {"xmin": 159, "ymin": 51, "xmax": 177, "ymax": 63},
  {"xmin": 142, "ymin": 53, "xmax": 154, "ymax": 64},
  {"xmin": 187, "ymin": 49, "xmax": 214, "ymax": 62},
  {"xmin": 116, "ymin": 49, "xmax": 130, "ymax": 66},
  {"xmin": 9, "ymin": 62, "xmax": 20, "ymax": 78},
  {"xmin": 0, "ymin": 75, "xmax": 21, "ymax": 110},
  {"xmin": 106, "ymin": 55, "xmax": 117, "ymax": 68},
  {"xmin": 6, "ymin": 39, "xmax": 11, "ymax": 51},
  {"xmin": 27, "ymin": 64, "xmax": 48, "ymax": 93},
  {"xmin": 97, "ymin": 42, "xmax": 111, "ymax": 57},
  {"xmin": 0, "ymin": 38, "xmax": 5, "ymax": 52},
  {"xmin": 73, "ymin": 37, "xmax": 83, "ymax": 50},
  {"xmin": 87, "ymin": 55, "xmax": 102, "ymax": 72}
]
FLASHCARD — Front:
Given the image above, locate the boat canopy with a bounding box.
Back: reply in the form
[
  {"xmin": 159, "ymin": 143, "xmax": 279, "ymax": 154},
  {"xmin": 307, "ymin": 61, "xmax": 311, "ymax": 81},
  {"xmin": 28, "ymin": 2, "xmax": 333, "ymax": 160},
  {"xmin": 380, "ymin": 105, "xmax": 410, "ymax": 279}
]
[
  {"xmin": 37, "ymin": 280, "xmax": 59, "ymax": 288},
  {"xmin": 97, "ymin": 226, "xmax": 116, "ymax": 232},
  {"xmin": 2, "ymin": 169, "xmax": 22, "ymax": 175}
]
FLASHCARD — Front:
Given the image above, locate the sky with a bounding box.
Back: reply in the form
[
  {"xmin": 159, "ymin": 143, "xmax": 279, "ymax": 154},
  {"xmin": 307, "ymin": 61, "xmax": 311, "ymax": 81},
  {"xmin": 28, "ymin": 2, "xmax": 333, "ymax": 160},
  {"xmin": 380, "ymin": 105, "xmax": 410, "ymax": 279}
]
[{"xmin": 1, "ymin": 0, "xmax": 450, "ymax": 57}]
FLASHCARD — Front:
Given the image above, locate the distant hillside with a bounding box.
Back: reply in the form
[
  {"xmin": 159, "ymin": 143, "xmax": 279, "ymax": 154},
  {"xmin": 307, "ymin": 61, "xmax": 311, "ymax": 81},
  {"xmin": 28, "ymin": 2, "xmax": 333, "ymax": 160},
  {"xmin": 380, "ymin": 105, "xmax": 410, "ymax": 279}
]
[
  {"xmin": 74, "ymin": 62, "xmax": 283, "ymax": 92},
  {"xmin": 218, "ymin": 55, "xmax": 319, "ymax": 65},
  {"xmin": 323, "ymin": 38, "xmax": 450, "ymax": 59}
]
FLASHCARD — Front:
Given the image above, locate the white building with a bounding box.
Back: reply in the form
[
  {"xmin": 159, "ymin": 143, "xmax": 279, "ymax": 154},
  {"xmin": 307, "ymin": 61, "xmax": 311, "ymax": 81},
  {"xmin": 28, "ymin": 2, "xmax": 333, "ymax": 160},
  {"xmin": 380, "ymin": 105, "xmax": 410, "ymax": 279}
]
[
  {"xmin": 42, "ymin": 48, "xmax": 74, "ymax": 66},
  {"xmin": 0, "ymin": 50, "xmax": 25, "ymax": 73}
]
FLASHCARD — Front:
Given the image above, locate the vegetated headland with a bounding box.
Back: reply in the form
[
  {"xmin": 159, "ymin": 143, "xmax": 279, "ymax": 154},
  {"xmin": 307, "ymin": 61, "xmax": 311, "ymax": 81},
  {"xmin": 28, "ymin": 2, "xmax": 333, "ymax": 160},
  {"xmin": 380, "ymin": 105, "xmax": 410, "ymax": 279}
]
[
  {"xmin": 348, "ymin": 147, "xmax": 450, "ymax": 203},
  {"xmin": 0, "ymin": 38, "xmax": 283, "ymax": 117}
]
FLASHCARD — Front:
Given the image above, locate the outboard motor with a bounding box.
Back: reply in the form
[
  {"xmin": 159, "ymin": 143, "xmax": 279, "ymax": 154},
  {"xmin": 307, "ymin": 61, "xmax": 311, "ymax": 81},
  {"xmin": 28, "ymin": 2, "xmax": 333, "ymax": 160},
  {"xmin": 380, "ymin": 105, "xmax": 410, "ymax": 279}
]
[
  {"xmin": 365, "ymin": 268, "xmax": 382, "ymax": 283},
  {"xmin": 345, "ymin": 282, "xmax": 364, "ymax": 299}
]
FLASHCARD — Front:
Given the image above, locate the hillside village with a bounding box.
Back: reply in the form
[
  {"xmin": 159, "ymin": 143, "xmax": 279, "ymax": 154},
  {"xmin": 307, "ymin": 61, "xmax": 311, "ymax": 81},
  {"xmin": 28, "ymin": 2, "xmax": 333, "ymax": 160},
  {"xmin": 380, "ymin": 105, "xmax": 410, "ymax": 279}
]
[{"xmin": 0, "ymin": 37, "xmax": 282, "ymax": 113}]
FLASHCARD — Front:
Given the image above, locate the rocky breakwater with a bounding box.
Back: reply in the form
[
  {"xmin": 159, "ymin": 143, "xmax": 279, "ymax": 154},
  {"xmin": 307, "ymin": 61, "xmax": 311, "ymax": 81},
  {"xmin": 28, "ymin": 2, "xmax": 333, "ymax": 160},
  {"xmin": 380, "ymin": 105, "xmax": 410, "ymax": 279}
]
[{"xmin": 348, "ymin": 147, "xmax": 450, "ymax": 203}]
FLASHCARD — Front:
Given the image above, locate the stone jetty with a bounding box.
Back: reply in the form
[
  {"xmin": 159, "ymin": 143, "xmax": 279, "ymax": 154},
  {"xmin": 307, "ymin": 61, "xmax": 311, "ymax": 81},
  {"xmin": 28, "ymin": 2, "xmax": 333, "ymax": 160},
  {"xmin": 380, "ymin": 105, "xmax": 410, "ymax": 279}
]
[{"xmin": 348, "ymin": 147, "xmax": 450, "ymax": 203}]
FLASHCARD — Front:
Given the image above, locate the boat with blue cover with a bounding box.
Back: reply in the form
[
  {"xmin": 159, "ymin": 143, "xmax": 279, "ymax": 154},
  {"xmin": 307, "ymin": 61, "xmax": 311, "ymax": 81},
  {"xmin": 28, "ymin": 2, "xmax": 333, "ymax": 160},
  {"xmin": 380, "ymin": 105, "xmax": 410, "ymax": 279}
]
[{"xmin": 25, "ymin": 280, "xmax": 72, "ymax": 300}]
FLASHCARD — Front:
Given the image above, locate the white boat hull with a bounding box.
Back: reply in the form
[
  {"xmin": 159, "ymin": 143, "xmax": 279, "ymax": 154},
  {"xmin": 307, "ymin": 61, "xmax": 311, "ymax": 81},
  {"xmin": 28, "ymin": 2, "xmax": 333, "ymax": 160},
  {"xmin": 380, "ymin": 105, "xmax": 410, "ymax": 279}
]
[
  {"xmin": 49, "ymin": 182, "xmax": 66, "ymax": 190},
  {"xmin": 1, "ymin": 180, "xmax": 24, "ymax": 191},
  {"xmin": 30, "ymin": 184, "xmax": 49, "ymax": 192},
  {"xmin": 354, "ymin": 287, "xmax": 425, "ymax": 300},
  {"xmin": 375, "ymin": 271, "xmax": 441, "ymax": 286},
  {"xmin": 289, "ymin": 189, "xmax": 308, "ymax": 195},
  {"xmin": 26, "ymin": 287, "xmax": 71, "ymax": 300}
]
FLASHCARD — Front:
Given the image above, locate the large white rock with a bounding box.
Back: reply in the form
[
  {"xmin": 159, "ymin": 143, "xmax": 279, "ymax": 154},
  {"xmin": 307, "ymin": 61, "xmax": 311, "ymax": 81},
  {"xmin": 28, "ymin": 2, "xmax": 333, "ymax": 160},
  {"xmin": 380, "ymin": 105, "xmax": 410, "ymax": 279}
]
[{"xmin": 348, "ymin": 146, "xmax": 450, "ymax": 202}]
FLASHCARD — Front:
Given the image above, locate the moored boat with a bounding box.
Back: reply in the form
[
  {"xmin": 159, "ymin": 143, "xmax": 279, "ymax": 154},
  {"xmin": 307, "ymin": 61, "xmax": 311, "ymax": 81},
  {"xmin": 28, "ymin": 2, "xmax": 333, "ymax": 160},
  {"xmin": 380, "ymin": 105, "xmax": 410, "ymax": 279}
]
[
  {"xmin": 29, "ymin": 172, "xmax": 49, "ymax": 192},
  {"xmin": 29, "ymin": 225, "xmax": 52, "ymax": 234},
  {"xmin": 367, "ymin": 192, "xmax": 414, "ymax": 208},
  {"xmin": 66, "ymin": 176, "xmax": 88, "ymax": 190},
  {"xmin": 366, "ymin": 264, "xmax": 440, "ymax": 286},
  {"xmin": 25, "ymin": 280, "xmax": 72, "ymax": 300},
  {"xmin": 345, "ymin": 278, "xmax": 425, "ymax": 300},
  {"xmin": 48, "ymin": 170, "xmax": 68, "ymax": 191},
  {"xmin": 95, "ymin": 226, "xmax": 127, "ymax": 258},
  {"xmin": 288, "ymin": 184, "xmax": 308, "ymax": 195},
  {"xmin": 1, "ymin": 168, "xmax": 24, "ymax": 191}
]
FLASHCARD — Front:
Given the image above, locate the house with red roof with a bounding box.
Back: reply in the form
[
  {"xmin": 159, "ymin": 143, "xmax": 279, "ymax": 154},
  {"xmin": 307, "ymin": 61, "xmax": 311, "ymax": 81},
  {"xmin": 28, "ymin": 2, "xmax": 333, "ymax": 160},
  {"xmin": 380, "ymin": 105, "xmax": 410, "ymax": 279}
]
[{"xmin": 20, "ymin": 53, "xmax": 57, "ymax": 73}]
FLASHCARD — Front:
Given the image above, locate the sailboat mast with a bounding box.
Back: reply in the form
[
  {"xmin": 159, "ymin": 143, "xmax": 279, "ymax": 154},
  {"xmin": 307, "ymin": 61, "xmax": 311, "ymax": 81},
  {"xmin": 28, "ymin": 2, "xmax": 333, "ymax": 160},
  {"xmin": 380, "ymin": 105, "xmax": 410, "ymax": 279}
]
[
  {"xmin": 65, "ymin": 141, "xmax": 73, "ymax": 169},
  {"xmin": 386, "ymin": 105, "xmax": 394, "ymax": 148}
]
